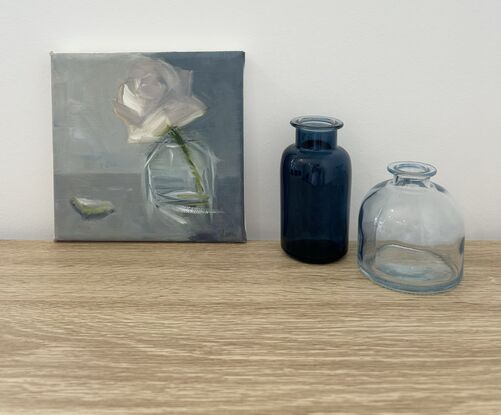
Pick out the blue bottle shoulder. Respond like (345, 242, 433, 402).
(281, 144, 351, 185)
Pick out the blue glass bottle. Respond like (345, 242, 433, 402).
(281, 116, 351, 263)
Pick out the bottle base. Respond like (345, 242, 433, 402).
(282, 239, 347, 264)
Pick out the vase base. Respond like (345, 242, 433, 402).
(358, 243, 462, 294)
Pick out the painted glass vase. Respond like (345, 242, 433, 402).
(145, 132, 216, 225)
(358, 161, 464, 294)
(281, 116, 351, 263)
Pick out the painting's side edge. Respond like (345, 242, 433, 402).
(239, 52, 247, 242)
(50, 52, 61, 241)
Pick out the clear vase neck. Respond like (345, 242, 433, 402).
(388, 161, 437, 186)
(291, 116, 343, 150)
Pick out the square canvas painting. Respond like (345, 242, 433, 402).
(51, 51, 245, 241)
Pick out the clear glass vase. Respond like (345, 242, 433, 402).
(145, 135, 216, 225)
(358, 161, 464, 294)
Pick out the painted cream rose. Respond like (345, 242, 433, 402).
(113, 57, 207, 143)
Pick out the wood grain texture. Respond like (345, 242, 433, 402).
(0, 241, 500, 415)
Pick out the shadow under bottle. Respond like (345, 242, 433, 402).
(281, 116, 351, 263)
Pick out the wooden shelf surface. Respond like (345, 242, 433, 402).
(0, 241, 500, 414)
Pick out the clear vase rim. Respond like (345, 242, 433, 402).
(387, 161, 437, 179)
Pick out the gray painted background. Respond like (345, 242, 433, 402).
(52, 52, 245, 241)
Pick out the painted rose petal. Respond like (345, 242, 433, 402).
(167, 96, 207, 128)
(113, 100, 143, 127)
(121, 83, 145, 115)
(127, 109, 172, 144)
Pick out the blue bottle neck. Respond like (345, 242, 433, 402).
(296, 129, 337, 150)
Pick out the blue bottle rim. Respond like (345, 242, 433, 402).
(290, 116, 344, 130)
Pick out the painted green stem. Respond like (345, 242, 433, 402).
(168, 128, 205, 194)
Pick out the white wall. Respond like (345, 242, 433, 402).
(0, 0, 500, 240)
